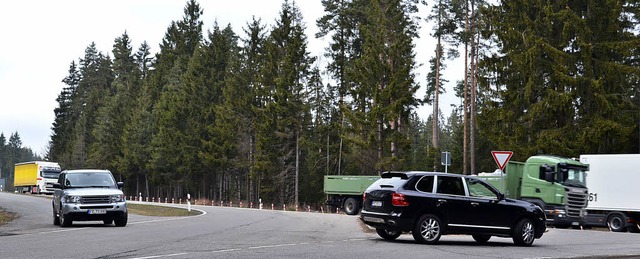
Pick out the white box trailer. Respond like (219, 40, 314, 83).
(580, 154, 640, 232)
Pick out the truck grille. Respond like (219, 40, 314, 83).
(565, 187, 588, 218)
(81, 196, 111, 204)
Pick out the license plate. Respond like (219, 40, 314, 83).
(363, 216, 385, 223)
(88, 209, 107, 215)
(371, 201, 382, 207)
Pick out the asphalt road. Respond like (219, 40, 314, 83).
(1, 192, 640, 259)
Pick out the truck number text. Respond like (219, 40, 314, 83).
(588, 193, 598, 202)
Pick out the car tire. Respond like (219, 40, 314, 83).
(52, 205, 60, 226)
(343, 198, 360, 215)
(376, 228, 402, 240)
(607, 213, 627, 232)
(412, 214, 442, 244)
(115, 213, 128, 227)
(512, 218, 535, 246)
(103, 219, 113, 225)
(60, 210, 72, 228)
(629, 224, 640, 233)
(472, 234, 491, 244)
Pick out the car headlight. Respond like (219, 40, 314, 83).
(64, 195, 81, 203)
(111, 194, 125, 203)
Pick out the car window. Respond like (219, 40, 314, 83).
(415, 175, 434, 193)
(466, 178, 498, 199)
(436, 176, 465, 196)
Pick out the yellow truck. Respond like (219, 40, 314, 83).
(14, 161, 61, 194)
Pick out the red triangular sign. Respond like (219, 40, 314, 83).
(491, 151, 513, 171)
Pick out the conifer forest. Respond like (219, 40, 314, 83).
(41, 0, 639, 208)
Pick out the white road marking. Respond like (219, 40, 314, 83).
(129, 252, 188, 259)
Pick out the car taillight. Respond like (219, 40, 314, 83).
(391, 192, 409, 206)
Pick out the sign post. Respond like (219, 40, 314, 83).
(491, 151, 513, 191)
(441, 151, 451, 173)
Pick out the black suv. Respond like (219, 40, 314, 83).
(360, 172, 546, 246)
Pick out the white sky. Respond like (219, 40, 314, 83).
(0, 0, 460, 155)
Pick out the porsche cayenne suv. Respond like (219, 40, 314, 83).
(360, 171, 546, 246)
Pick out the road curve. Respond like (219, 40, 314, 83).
(2, 192, 640, 259)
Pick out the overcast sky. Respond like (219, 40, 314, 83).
(0, 0, 459, 155)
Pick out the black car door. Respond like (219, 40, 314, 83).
(434, 175, 472, 228)
(465, 178, 514, 232)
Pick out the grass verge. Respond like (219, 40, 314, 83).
(0, 209, 17, 226)
(127, 203, 201, 217)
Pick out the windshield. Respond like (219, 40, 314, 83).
(42, 169, 61, 179)
(65, 172, 116, 188)
(560, 169, 587, 188)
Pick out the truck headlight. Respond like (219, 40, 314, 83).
(64, 195, 81, 203)
(111, 194, 125, 203)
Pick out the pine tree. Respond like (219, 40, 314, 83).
(148, 0, 204, 197)
(317, 0, 367, 175)
(256, 0, 315, 206)
(233, 17, 268, 204)
(68, 43, 114, 168)
(349, 0, 420, 171)
(479, 0, 640, 159)
(50, 61, 80, 166)
(89, 32, 142, 182)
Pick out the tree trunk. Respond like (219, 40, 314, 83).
(469, 0, 478, 175)
(463, 0, 470, 175)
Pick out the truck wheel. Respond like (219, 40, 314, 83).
(412, 214, 442, 244)
(376, 228, 401, 240)
(607, 213, 627, 232)
(512, 218, 535, 246)
(343, 198, 360, 215)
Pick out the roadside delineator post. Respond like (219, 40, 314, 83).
(139, 193, 142, 202)
(271, 203, 274, 210)
(187, 193, 191, 212)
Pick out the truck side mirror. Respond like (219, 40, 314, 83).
(117, 182, 124, 189)
(540, 164, 556, 183)
(544, 171, 555, 183)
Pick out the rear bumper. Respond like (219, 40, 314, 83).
(360, 210, 414, 231)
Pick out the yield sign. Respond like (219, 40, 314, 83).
(491, 151, 513, 171)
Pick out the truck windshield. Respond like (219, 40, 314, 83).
(560, 169, 587, 188)
(42, 169, 61, 179)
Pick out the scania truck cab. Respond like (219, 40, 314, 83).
(479, 155, 589, 227)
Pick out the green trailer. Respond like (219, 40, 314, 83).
(324, 175, 379, 215)
(478, 155, 589, 227)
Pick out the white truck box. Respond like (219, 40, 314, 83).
(580, 154, 640, 232)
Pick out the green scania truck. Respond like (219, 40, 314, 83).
(479, 155, 589, 227)
(323, 175, 379, 215)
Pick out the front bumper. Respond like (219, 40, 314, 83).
(61, 202, 127, 221)
(545, 207, 584, 226)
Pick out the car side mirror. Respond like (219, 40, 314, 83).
(497, 192, 505, 201)
(52, 183, 61, 189)
(117, 182, 124, 189)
